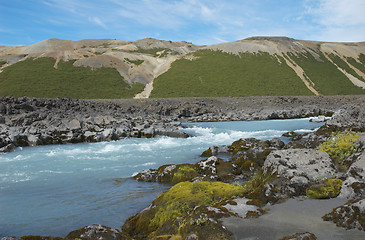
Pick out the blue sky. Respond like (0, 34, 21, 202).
(1, 0, 365, 46)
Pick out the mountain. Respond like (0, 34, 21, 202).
(1, 37, 365, 98)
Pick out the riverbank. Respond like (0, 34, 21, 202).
(1, 95, 365, 240)
(1, 95, 365, 153)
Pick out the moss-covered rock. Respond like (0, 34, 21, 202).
(323, 197, 365, 231)
(227, 138, 284, 179)
(278, 232, 317, 240)
(64, 224, 130, 240)
(242, 171, 282, 207)
(317, 131, 361, 167)
(152, 205, 234, 240)
(134, 164, 200, 184)
(200, 148, 213, 157)
(306, 178, 343, 199)
(122, 181, 245, 239)
(171, 165, 199, 184)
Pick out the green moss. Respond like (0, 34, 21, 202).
(318, 131, 361, 161)
(0, 57, 145, 99)
(150, 50, 314, 98)
(150, 181, 245, 230)
(200, 148, 213, 157)
(288, 51, 365, 95)
(172, 165, 199, 184)
(306, 178, 343, 199)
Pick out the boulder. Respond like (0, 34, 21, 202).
(264, 149, 336, 182)
(263, 149, 337, 196)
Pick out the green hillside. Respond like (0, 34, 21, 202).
(150, 50, 314, 98)
(150, 50, 365, 98)
(0, 58, 144, 99)
(287, 52, 365, 95)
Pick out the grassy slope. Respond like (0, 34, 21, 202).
(151, 50, 314, 98)
(328, 53, 365, 82)
(288, 52, 365, 95)
(0, 58, 144, 99)
(346, 53, 365, 77)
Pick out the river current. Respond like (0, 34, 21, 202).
(0, 118, 324, 237)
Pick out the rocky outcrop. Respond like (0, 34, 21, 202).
(323, 198, 365, 231)
(326, 105, 365, 131)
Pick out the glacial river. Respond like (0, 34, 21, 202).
(0, 118, 325, 237)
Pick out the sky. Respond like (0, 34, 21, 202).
(1, 0, 365, 46)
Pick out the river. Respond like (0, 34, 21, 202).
(0, 118, 325, 237)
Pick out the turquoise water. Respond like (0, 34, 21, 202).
(0, 118, 324, 237)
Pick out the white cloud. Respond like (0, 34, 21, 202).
(305, 0, 365, 41)
(89, 17, 107, 29)
(314, 0, 365, 26)
(36, 0, 364, 44)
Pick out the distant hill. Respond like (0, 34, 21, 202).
(1, 37, 365, 99)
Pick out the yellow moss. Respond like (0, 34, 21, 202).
(318, 131, 360, 160)
(306, 178, 343, 199)
(152, 234, 183, 240)
(172, 165, 198, 184)
(150, 181, 245, 230)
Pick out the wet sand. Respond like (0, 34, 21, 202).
(223, 197, 365, 240)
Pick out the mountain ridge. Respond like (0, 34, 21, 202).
(1, 37, 365, 98)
